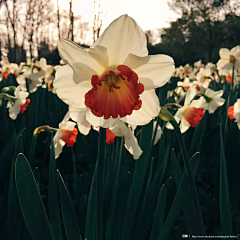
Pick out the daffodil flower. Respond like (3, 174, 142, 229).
(53, 112, 78, 159)
(54, 15, 174, 129)
(217, 45, 240, 73)
(17, 58, 51, 93)
(192, 88, 225, 114)
(6, 86, 30, 120)
(228, 99, 240, 129)
(196, 67, 213, 88)
(166, 86, 204, 133)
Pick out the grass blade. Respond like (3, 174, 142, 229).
(49, 133, 63, 240)
(219, 125, 233, 234)
(150, 184, 166, 240)
(57, 170, 82, 240)
(158, 151, 201, 240)
(15, 153, 54, 240)
(121, 121, 153, 240)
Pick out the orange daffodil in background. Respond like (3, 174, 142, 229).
(228, 99, 240, 129)
(54, 15, 175, 159)
(166, 86, 204, 133)
(53, 112, 78, 159)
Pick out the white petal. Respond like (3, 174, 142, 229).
(217, 59, 228, 70)
(184, 86, 198, 106)
(77, 121, 91, 135)
(153, 122, 162, 145)
(234, 100, 240, 121)
(54, 140, 65, 159)
(235, 60, 240, 71)
(93, 15, 148, 66)
(58, 39, 106, 83)
(54, 65, 92, 108)
(8, 102, 20, 120)
(230, 45, 240, 58)
(123, 54, 175, 90)
(219, 48, 230, 59)
(121, 90, 160, 126)
(180, 118, 190, 133)
(208, 101, 218, 114)
(212, 90, 224, 98)
(86, 109, 120, 128)
(18, 91, 29, 100)
(69, 108, 91, 135)
(110, 121, 142, 159)
(191, 98, 206, 109)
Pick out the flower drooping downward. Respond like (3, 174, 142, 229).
(59, 127, 78, 147)
(53, 112, 78, 158)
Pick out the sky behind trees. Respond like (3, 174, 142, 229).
(55, 0, 180, 34)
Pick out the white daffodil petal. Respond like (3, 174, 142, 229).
(110, 121, 143, 160)
(234, 99, 240, 122)
(93, 15, 148, 66)
(88, 45, 109, 69)
(86, 110, 120, 128)
(8, 103, 20, 120)
(121, 90, 160, 126)
(219, 48, 230, 59)
(184, 86, 198, 106)
(123, 54, 174, 90)
(69, 108, 91, 135)
(58, 39, 106, 83)
(54, 65, 92, 108)
(230, 46, 240, 58)
(54, 140, 65, 159)
(123, 54, 175, 90)
(180, 118, 190, 133)
(77, 121, 91, 135)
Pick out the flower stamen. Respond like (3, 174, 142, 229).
(85, 65, 144, 119)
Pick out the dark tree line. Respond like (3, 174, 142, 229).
(147, 0, 240, 66)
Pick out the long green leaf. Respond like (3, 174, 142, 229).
(121, 121, 153, 240)
(72, 148, 86, 238)
(85, 164, 98, 240)
(136, 136, 171, 239)
(49, 133, 63, 240)
(15, 153, 54, 240)
(0, 128, 25, 172)
(8, 159, 25, 240)
(189, 112, 207, 156)
(219, 125, 233, 234)
(171, 150, 200, 234)
(150, 184, 166, 240)
(158, 152, 201, 240)
(96, 127, 106, 240)
(105, 137, 125, 240)
(57, 170, 82, 240)
(33, 167, 40, 187)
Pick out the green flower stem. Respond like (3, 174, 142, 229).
(29, 126, 52, 168)
(1, 86, 16, 93)
(97, 127, 106, 240)
(159, 108, 205, 234)
(0, 93, 17, 102)
(224, 64, 235, 139)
